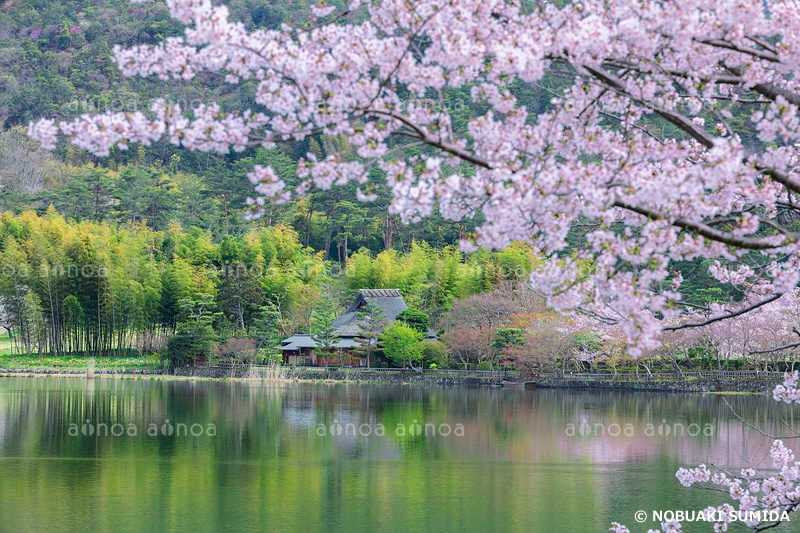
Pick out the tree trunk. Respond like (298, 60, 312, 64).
(384, 213, 393, 250)
(305, 198, 314, 246)
(222, 196, 230, 235)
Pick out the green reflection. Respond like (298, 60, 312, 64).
(0, 378, 792, 532)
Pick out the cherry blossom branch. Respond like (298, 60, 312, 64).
(613, 200, 793, 250)
(664, 294, 783, 332)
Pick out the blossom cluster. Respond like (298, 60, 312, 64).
(774, 371, 800, 404)
(654, 291, 800, 362)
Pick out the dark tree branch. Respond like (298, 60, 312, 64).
(614, 200, 792, 250)
(664, 293, 783, 332)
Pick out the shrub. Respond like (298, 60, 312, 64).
(572, 331, 601, 352)
(214, 337, 257, 363)
(493, 328, 525, 348)
(166, 322, 216, 366)
(381, 322, 425, 368)
(256, 348, 283, 365)
(421, 340, 449, 367)
(396, 309, 430, 333)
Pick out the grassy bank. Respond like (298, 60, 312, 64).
(0, 352, 162, 371)
(0, 331, 161, 370)
(0, 333, 12, 356)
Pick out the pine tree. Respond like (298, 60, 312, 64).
(311, 296, 339, 367)
(356, 302, 387, 369)
(252, 302, 283, 350)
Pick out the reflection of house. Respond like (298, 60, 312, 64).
(280, 289, 435, 366)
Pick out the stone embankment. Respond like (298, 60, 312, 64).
(0, 366, 786, 393)
(533, 371, 784, 393)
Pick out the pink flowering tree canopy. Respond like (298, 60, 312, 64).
(26, 0, 800, 354)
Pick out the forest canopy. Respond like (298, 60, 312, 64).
(0, 208, 535, 360)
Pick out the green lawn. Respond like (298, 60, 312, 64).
(0, 352, 162, 370)
(0, 333, 12, 356)
(0, 330, 161, 370)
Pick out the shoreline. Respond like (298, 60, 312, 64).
(0, 367, 783, 393)
(533, 377, 778, 394)
(0, 367, 507, 387)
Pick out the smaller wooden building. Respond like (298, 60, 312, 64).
(279, 289, 434, 366)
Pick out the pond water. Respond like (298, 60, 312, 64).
(0, 377, 795, 532)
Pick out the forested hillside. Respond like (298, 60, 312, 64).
(0, 0, 492, 253)
(0, 0, 306, 127)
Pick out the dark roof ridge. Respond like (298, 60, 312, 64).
(359, 288, 402, 298)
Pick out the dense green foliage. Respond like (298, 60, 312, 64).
(0, 0, 314, 128)
(395, 309, 430, 333)
(381, 322, 424, 369)
(0, 210, 536, 360)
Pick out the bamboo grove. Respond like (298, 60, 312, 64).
(0, 208, 536, 357)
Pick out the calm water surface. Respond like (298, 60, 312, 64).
(0, 377, 795, 532)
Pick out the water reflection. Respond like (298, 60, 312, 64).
(0, 377, 796, 532)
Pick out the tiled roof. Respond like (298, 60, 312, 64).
(359, 289, 402, 298)
(334, 338, 362, 348)
(331, 288, 408, 337)
(282, 289, 415, 348)
(279, 333, 365, 351)
(280, 334, 318, 350)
